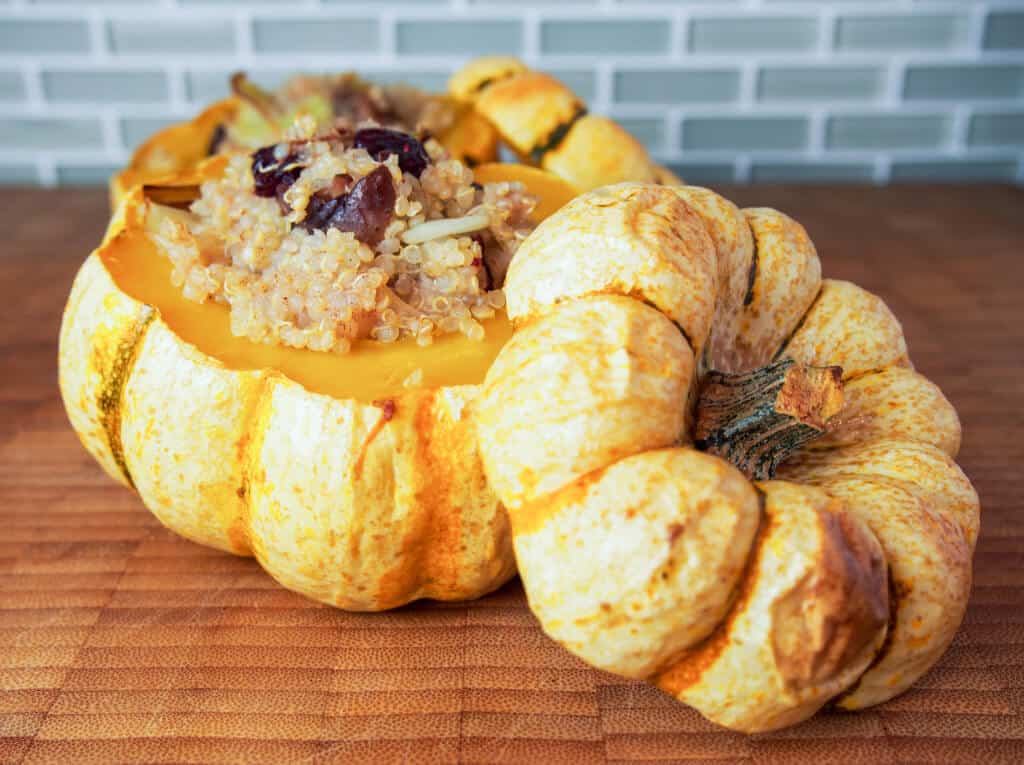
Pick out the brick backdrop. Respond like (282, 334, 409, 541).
(0, 0, 1022, 187)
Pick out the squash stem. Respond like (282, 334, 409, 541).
(694, 358, 843, 480)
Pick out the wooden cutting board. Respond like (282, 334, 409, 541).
(1, 185, 1022, 764)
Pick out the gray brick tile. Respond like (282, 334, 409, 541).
(0, 164, 39, 186)
(541, 20, 669, 55)
(253, 18, 378, 54)
(121, 116, 178, 150)
(890, 159, 1019, 182)
(758, 67, 883, 102)
(397, 20, 521, 55)
(690, 17, 817, 53)
(614, 69, 740, 104)
(750, 161, 875, 183)
(0, 19, 90, 53)
(614, 118, 664, 150)
(835, 14, 968, 51)
(42, 70, 169, 104)
(984, 11, 1024, 50)
(0, 71, 25, 102)
(56, 163, 120, 186)
(108, 19, 235, 54)
(665, 163, 736, 185)
(904, 65, 1024, 100)
(827, 114, 950, 149)
(968, 113, 1024, 148)
(0, 118, 104, 149)
(683, 117, 809, 151)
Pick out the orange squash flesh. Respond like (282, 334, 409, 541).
(102, 162, 575, 403)
(472, 162, 580, 219)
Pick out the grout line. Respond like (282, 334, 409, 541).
(817, 7, 836, 58)
(100, 107, 119, 155)
(37, 155, 56, 187)
(967, 2, 989, 61)
(523, 9, 540, 65)
(671, 7, 687, 61)
(666, 106, 683, 163)
(380, 8, 398, 64)
(166, 64, 187, 117)
(807, 108, 826, 158)
(873, 154, 890, 186)
(235, 12, 253, 61)
(735, 155, 752, 184)
(87, 6, 108, 63)
(21, 60, 44, 115)
(882, 55, 905, 109)
(3, 51, 1024, 69)
(950, 104, 971, 156)
(739, 61, 758, 112)
(594, 60, 613, 116)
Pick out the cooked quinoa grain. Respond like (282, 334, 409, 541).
(153, 120, 535, 354)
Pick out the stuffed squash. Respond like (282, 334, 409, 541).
(476, 183, 979, 732)
(60, 123, 576, 611)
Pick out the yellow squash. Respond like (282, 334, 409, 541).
(449, 57, 682, 191)
(477, 183, 979, 732)
(60, 160, 576, 611)
(111, 100, 238, 209)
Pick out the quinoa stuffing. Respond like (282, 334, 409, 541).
(151, 117, 536, 354)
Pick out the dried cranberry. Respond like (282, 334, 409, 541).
(298, 165, 395, 247)
(251, 145, 304, 202)
(353, 128, 430, 178)
(251, 145, 306, 213)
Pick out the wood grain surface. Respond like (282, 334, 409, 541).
(1, 185, 1022, 764)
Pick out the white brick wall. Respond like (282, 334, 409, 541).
(0, 0, 1022, 186)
